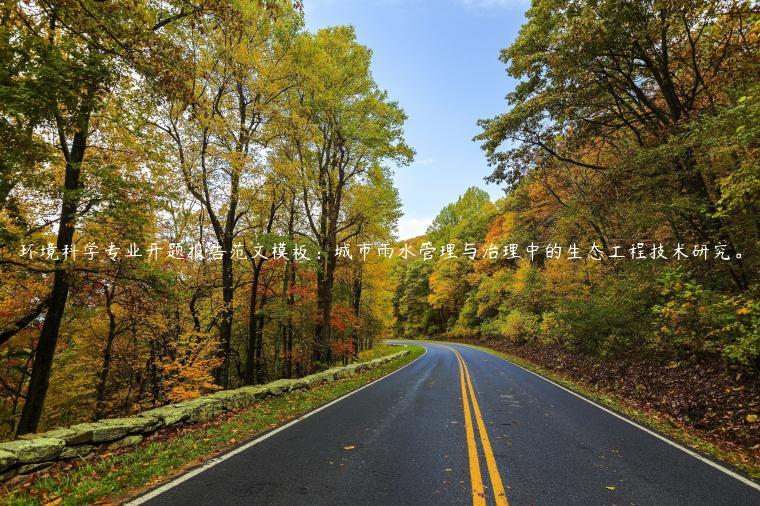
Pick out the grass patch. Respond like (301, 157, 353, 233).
(1, 345, 424, 506)
(357, 343, 398, 361)
(447, 340, 760, 481)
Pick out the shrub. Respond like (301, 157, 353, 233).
(554, 292, 648, 357)
(539, 311, 572, 347)
(482, 309, 540, 344)
(651, 270, 760, 367)
(722, 298, 760, 369)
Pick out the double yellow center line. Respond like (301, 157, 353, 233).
(445, 346, 508, 506)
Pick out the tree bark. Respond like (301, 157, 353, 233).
(245, 259, 264, 384)
(17, 97, 93, 435)
(351, 262, 363, 356)
(94, 283, 118, 420)
(0, 298, 49, 348)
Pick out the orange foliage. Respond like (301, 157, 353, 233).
(157, 333, 223, 402)
(484, 212, 516, 244)
(329, 306, 359, 333)
(330, 339, 356, 362)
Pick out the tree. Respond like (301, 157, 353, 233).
(476, 0, 758, 288)
(153, 0, 303, 386)
(289, 27, 412, 363)
(0, 0, 409, 437)
(7, 0, 201, 435)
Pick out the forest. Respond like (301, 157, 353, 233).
(0, 0, 411, 438)
(392, 0, 760, 454)
(1, 0, 759, 468)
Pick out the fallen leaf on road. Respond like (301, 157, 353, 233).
(606, 486, 616, 491)
(343, 445, 355, 450)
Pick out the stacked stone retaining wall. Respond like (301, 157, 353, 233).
(0, 350, 410, 482)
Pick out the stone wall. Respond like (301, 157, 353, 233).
(0, 350, 410, 483)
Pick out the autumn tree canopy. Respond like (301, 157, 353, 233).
(0, 0, 409, 437)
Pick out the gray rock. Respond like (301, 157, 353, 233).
(20, 427, 92, 446)
(311, 372, 329, 384)
(17, 461, 53, 474)
(67, 422, 128, 444)
(0, 438, 64, 464)
(266, 379, 296, 396)
(326, 367, 347, 379)
(138, 416, 162, 433)
(57, 425, 95, 445)
(0, 449, 16, 472)
(0, 467, 16, 482)
(106, 434, 143, 451)
(335, 367, 355, 379)
(59, 444, 95, 459)
(101, 417, 155, 434)
(301, 374, 322, 387)
(175, 398, 225, 423)
(139, 406, 189, 427)
(289, 378, 308, 390)
(209, 389, 257, 410)
(236, 385, 270, 400)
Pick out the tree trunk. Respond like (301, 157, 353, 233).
(313, 216, 338, 365)
(244, 260, 263, 385)
(216, 248, 234, 387)
(678, 148, 748, 289)
(320, 250, 337, 363)
(94, 286, 118, 420)
(351, 262, 363, 356)
(16, 102, 92, 435)
(277, 262, 289, 379)
(255, 314, 266, 383)
(285, 263, 295, 378)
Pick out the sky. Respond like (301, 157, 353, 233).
(304, 0, 528, 239)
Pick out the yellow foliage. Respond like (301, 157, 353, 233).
(157, 333, 223, 403)
(508, 259, 533, 294)
(485, 212, 516, 243)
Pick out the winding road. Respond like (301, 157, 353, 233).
(131, 342, 760, 505)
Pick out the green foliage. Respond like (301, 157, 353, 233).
(653, 269, 760, 366)
(426, 187, 493, 244)
(555, 292, 645, 357)
(722, 299, 760, 367)
(481, 309, 540, 345)
(690, 82, 760, 219)
(0, 1, 409, 435)
(393, 261, 439, 338)
(389, 0, 756, 371)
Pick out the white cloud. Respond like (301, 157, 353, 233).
(396, 217, 431, 240)
(416, 157, 436, 166)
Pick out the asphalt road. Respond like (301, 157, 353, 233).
(134, 342, 760, 505)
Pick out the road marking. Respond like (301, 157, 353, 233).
(126, 348, 427, 505)
(448, 341, 760, 493)
(442, 345, 509, 506)
(457, 349, 509, 506)
(454, 346, 486, 506)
